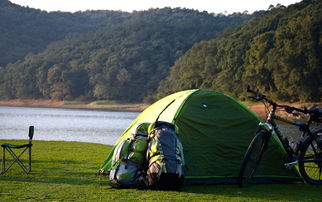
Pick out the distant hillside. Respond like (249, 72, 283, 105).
(0, 0, 128, 66)
(0, 5, 249, 101)
(158, 0, 322, 102)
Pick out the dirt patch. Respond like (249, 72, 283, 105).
(247, 104, 267, 119)
(0, 99, 65, 108)
(0, 99, 148, 112)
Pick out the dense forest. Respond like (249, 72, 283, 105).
(0, 0, 321, 103)
(158, 0, 322, 102)
(0, 0, 129, 67)
(0, 0, 249, 102)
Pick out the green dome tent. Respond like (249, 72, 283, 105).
(100, 89, 300, 184)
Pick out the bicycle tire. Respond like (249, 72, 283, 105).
(298, 129, 322, 185)
(238, 130, 270, 187)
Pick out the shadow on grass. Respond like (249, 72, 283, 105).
(0, 171, 110, 185)
(0, 177, 98, 185)
(39, 160, 82, 164)
(3, 159, 83, 164)
(0, 160, 104, 186)
(181, 183, 322, 201)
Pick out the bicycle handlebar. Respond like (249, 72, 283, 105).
(247, 85, 275, 105)
(246, 86, 321, 117)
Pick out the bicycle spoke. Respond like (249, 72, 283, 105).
(303, 165, 319, 168)
(303, 155, 315, 160)
(298, 132, 322, 184)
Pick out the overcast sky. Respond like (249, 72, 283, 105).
(10, 0, 302, 14)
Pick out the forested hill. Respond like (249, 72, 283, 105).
(0, 2, 250, 102)
(0, 0, 129, 66)
(2, 1, 320, 103)
(158, 0, 322, 102)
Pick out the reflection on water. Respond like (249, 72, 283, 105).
(0, 106, 139, 145)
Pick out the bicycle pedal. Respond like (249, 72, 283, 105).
(284, 160, 298, 168)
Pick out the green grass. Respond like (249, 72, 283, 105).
(0, 140, 321, 201)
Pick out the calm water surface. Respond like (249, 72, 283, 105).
(0, 106, 139, 145)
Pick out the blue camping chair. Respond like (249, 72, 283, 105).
(1, 126, 34, 174)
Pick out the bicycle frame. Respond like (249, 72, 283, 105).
(259, 103, 313, 164)
(269, 114, 302, 158)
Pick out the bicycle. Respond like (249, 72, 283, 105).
(238, 86, 322, 187)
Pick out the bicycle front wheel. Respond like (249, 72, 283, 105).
(299, 129, 322, 185)
(238, 130, 270, 187)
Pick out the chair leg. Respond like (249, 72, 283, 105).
(28, 146, 31, 173)
(4, 147, 30, 174)
(1, 147, 5, 174)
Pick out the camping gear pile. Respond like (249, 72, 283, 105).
(100, 89, 301, 189)
(108, 121, 185, 190)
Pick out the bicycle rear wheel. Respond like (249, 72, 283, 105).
(298, 129, 322, 185)
(238, 130, 270, 187)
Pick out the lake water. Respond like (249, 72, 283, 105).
(0, 106, 139, 145)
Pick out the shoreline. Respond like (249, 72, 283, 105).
(0, 99, 319, 118)
(0, 99, 268, 118)
(0, 99, 148, 112)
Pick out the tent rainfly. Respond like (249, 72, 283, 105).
(100, 89, 300, 184)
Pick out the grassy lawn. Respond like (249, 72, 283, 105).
(0, 140, 321, 201)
